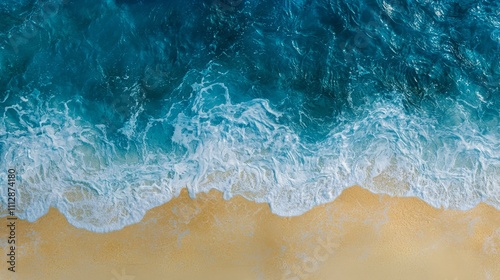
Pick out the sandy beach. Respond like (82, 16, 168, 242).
(1, 185, 500, 280)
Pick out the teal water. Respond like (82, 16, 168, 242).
(0, 0, 499, 232)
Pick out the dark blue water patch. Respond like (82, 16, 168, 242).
(1, 0, 498, 136)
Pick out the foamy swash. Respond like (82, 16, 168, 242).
(0, 0, 499, 232)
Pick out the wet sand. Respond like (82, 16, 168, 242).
(1, 186, 500, 280)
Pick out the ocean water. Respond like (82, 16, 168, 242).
(0, 0, 499, 232)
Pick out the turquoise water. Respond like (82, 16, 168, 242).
(0, 0, 499, 232)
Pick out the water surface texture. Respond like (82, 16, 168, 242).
(1, 0, 499, 232)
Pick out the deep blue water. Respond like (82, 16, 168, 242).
(0, 0, 499, 232)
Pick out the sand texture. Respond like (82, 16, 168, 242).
(1, 186, 500, 280)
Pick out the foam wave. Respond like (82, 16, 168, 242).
(1, 70, 499, 232)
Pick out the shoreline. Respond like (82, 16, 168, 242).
(1, 185, 500, 279)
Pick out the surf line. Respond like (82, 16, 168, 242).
(6, 168, 17, 273)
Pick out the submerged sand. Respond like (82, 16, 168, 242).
(1, 186, 500, 280)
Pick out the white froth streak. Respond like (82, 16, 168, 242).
(1, 86, 499, 232)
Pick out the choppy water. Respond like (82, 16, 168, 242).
(0, 0, 499, 232)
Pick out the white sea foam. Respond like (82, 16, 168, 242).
(1, 79, 499, 232)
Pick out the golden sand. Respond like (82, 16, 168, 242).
(1, 186, 500, 280)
